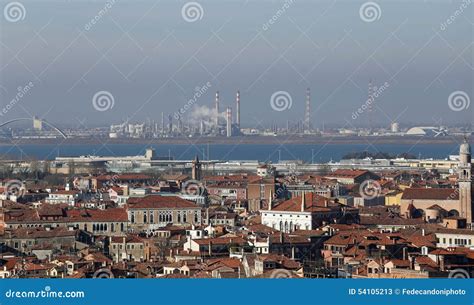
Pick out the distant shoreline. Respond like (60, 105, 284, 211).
(0, 135, 470, 146)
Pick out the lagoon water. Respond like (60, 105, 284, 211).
(0, 143, 460, 162)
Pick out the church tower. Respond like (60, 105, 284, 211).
(458, 138, 472, 224)
(191, 155, 202, 181)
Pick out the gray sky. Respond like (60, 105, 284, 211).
(0, 0, 473, 128)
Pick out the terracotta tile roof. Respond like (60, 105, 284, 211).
(8, 227, 77, 239)
(270, 193, 333, 212)
(386, 259, 411, 267)
(429, 247, 474, 256)
(269, 233, 311, 244)
(434, 228, 474, 236)
(326, 169, 370, 178)
(206, 258, 241, 270)
(127, 195, 199, 209)
(416, 256, 438, 268)
(66, 208, 128, 222)
(257, 254, 301, 269)
(193, 237, 247, 246)
(110, 235, 144, 243)
(401, 188, 459, 200)
(360, 215, 425, 226)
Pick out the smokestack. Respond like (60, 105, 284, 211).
(215, 91, 220, 127)
(268, 189, 273, 210)
(161, 112, 165, 133)
(236, 90, 240, 128)
(301, 193, 306, 212)
(368, 80, 373, 130)
(168, 114, 173, 133)
(200, 120, 205, 135)
(226, 107, 232, 137)
(304, 88, 311, 133)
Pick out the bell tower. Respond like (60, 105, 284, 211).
(191, 155, 202, 181)
(458, 138, 472, 224)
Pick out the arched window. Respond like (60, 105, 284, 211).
(92, 224, 96, 231)
(183, 213, 187, 223)
(131, 212, 135, 223)
(143, 211, 147, 223)
(279, 221, 283, 231)
(289, 221, 293, 232)
(120, 223, 124, 232)
(100, 224, 104, 231)
(150, 211, 154, 223)
(111, 223, 115, 232)
(284, 221, 288, 233)
(177, 213, 181, 223)
(104, 223, 107, 231)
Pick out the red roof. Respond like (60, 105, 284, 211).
(66, 208, 128, 222)
(270, 193, 332, 212)
(127, 195, 199, 209)
(326, 169, 369, 178)
(401, 188, 459, 200)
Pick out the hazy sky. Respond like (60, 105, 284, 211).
(0, 0, 473, 129)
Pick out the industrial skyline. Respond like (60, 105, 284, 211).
(0, 0, 472, 127)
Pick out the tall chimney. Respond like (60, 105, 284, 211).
(236, 90, 240, 128)
(168, 114, 173, 133)
(301, 194, 306, 212)
(161, 112, 165, 133)
(304, 88, 311, 133)
(268, 189, 273, 210)
(226, 107, 232, 137)
(214, 91, 220, 127)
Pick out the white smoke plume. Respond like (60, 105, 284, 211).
(188, 105, 225, 125)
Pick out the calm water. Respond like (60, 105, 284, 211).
(0, 143, 460, 162)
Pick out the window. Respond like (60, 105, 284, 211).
(143, 211, 147, 223)
(149, 211, 154, 223)
(131, 212, 135, 223)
